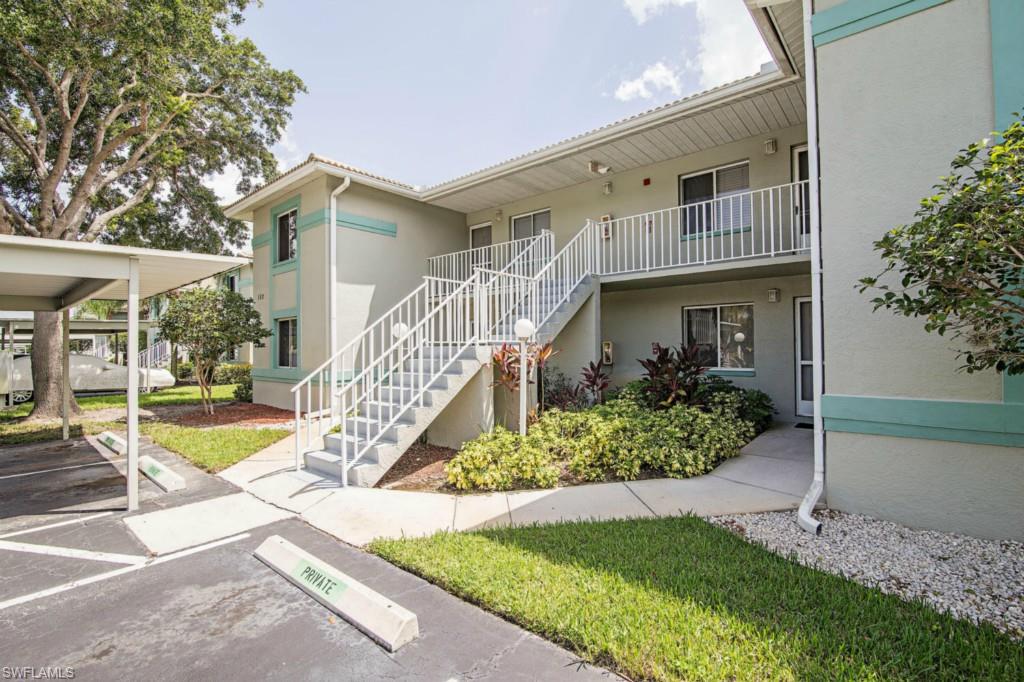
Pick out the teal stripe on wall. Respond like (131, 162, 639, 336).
(812, 0, 949, 46)
(336, 210, 397, 238)
(252, 231, 271, 248)
(991, 0, 1024, 404)
(822, 394, 1024, 448)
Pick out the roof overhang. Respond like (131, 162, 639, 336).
(224, 158, 423, 222)
(0, 234, 248, 312)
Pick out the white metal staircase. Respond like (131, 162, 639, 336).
(291, 180, 810, 487)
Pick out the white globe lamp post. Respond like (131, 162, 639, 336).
(514, 318, 536, 435)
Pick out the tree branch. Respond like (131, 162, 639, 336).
(0, 196, 39, 237)
(80, 176, 157, 241)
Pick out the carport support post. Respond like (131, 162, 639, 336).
(126, 257, 140, 512)
(62, 308, 70, 440)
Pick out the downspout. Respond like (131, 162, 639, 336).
(798, 0, 825, 535)
(328, 176, 351, 411)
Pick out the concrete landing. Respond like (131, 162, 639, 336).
(221, 423, 813, 546)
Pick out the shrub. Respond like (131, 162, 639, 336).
(445, 426, 560, 491)
(446, 393, 755, 491)
(541, 368, 589, 412)
(176, 360, 194, 382)
(636, 343, 707, 407)
(233, 374, 253, 402)
(696, 376, 775, 434)
(214, 362, 251, 386)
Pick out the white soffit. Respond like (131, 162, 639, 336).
(0, 234, 247, 311)
(423, 76, 806, 214)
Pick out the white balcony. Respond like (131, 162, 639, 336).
(427, 180, 811, 285)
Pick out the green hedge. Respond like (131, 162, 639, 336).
(446, 392, 754, 492)
(213, 362, 250, 386)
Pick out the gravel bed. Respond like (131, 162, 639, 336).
(710, 509, 1024, 640)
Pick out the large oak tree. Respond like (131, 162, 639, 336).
(0, 0, 304, 417)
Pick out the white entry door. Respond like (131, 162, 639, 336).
(795, 296, 814, 417)
(793, 144, 810, 250)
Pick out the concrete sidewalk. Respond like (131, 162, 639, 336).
(221, 424, 813, 546)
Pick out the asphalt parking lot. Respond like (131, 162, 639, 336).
(0, 437, 616, 681)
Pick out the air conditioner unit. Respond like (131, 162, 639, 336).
(600, 215, 613, 240)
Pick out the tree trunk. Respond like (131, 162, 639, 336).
(29, 310, 80, 418)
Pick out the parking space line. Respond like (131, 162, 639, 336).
(0, 512, 115, 540)
(0, 533, 251, 612)
(0, 540, 146, 565)
(0, 459, 125, 481)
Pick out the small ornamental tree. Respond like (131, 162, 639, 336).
(158, 288, 271, 414)
(859, 117, 1024, 375)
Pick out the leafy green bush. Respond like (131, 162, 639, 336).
(214, 362, 251, 386)
(445, 426, 560, 491)
(446, 393, 755, 491)
(696, 376, 775, 434)
(233, 374, 253, 402)
(176, 360, 194, 382)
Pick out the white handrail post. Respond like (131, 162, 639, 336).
(293, 392, 301, 472)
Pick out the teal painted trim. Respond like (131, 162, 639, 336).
(252, 231, 271, 249)
(812, 0, 949, 46)
(270, 259, 297, 275)
(252, 368, 303, 383)
(822, 394, 1024, 448)
(991, 0, 1024, 403)
(270, 306, 298, 319)
(707, 368, 756, 378)
(681, 225, 751, 242)
(297, 208, 328, 232)
(268, 196, 301, 376)
(238, 278, 253, 288)
(336, 210, 397, 238)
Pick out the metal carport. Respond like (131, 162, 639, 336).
(0, 234, 247, 510)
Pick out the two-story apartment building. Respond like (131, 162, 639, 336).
(224, 0, 1023, 541)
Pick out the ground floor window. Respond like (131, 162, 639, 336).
(276, 317, 298, 368)
(683, 303, 754, 369)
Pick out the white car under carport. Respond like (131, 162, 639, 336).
(7, 353, 175, 403)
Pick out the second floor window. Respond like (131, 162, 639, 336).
(511, 209, 550, 241)
(276, 209, 297, 263)
(680, 162, 751, 235)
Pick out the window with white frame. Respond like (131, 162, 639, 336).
(276, 209, 297, 263)
(682, 303, 754, 369)
(679, 162, 751, 235)
(510, 209, 550, 241)
(276, 317, 298, 368)
(224, 274, 237, 292)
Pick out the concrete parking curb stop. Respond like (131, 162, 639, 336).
(254, 534, 419, 652)
(138, 455, 186, 492)
(96, 431, 127, 455)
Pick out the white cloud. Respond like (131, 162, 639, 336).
(614, 62, 683, 102)
(208, 164, 242, 205)
(274, 124, 303, 172)
(623, 0, 688, 25)
(620, 0, 770, 90)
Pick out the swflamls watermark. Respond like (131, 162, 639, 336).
(2, 668, 75, 680)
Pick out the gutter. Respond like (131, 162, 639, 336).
(328, 175, 351, 405)
(797, 0, 825, 535)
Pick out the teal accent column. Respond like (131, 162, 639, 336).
(990, 0, 1024, 403)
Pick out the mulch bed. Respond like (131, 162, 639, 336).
(173, 402, 295, 428)
(376, 441, 457, 492)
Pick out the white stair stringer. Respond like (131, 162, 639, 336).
(303, 347, 486, 487)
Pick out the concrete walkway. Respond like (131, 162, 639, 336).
(220, 424, 813, 546)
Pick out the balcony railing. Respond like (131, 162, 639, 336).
(426, 231, 553, 283)
(596, 180, 810, 277)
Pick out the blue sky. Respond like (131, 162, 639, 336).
(215, 0, 769, 201)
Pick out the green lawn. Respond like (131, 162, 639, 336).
(370, 517, 1024, 681)
(1, 384, 287, 469)
(142, 422, 289, 472)
(0, 385, 237, 421)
